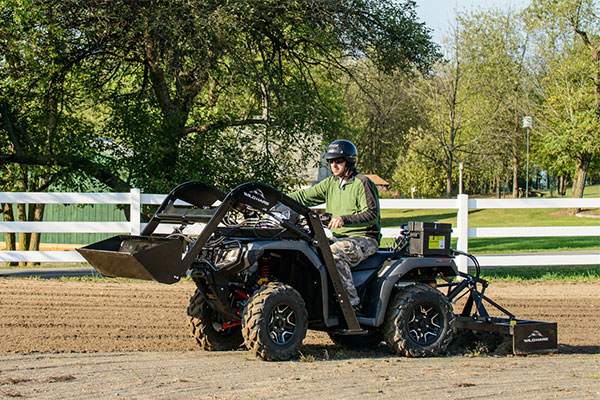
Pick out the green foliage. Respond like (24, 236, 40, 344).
(0, 0, 439, 194)
(342, 62, 426, 182)
(381, 205, 600, 228)
(392, 128, 446, 198)
(2, 0, 598, 200)
(394, 7, 532, 199)
(527, 0, 600, 197)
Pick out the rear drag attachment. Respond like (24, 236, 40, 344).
(442, 250, 558, 355)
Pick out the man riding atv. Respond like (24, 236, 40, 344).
(78, 142, 558, 360)
(289, 139, 380, 313)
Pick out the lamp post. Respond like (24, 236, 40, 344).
(522, 116, 533, 198)
(459, 162, 464, 195)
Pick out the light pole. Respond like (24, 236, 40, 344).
(522, 116, 533, 198)
(459, 162, 463, 195)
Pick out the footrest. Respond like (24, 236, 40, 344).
(330, 328, 370, 336)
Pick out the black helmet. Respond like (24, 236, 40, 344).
(324, 139, 358, 164)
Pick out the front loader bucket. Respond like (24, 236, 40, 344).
(77, 235, 184, 284)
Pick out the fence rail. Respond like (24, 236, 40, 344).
(1, 191, 598, 272)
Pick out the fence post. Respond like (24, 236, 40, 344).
(130, 188, 141, 236)
(456, 194, 469, 274)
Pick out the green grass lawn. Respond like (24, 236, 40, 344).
(460, 236, 599, 253)
(474, 265, 600, 282)
(381, 207, 600, 229)
(380, 236, 600, 254)
(381, 183, 599, 254)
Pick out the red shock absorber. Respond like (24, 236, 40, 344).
(261, 264, 270, 278)
(258, 262, 271, 285)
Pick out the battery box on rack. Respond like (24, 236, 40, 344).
(408, 221, 452, 256)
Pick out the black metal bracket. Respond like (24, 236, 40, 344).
(307, 212, 362, 332)
(445, 271, 515, 321)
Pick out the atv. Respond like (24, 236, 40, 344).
(79, 181, 557, 360)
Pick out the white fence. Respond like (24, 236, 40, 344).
(0, 191, 598, 272)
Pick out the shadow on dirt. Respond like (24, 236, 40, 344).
(298, 330, 515, 361)
(446, 330, 513, 356)
(299, 343, 392, 361)
(558, 344, 600, 355)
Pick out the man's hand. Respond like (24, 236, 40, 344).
(328, 216, 344, 229)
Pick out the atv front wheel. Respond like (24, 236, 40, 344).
(383, 283, 454, 357)
(242, 282, 308, 361)
(187, 289, 244, 351)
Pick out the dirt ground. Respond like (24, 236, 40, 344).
(1, 278, 599, 399)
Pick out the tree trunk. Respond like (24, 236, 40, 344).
(27, 203, 45, 266)
(496, 176, 501, 198)
(572, 157, 590, 199)
(446, 168, 453, 198)
(2, 203, 17, 267)
(17, 203, 30, 267)
(512, 156, 518, 198)
(558, 175, 565, 196)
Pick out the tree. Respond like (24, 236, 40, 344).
(0, 1, 129, 191)
(342, 62, 426, 182)
(392, 20, 486, 199)
(527, 0, 600, 198)
(0, 1, 107, 263)
(1, 0, 439, 194)
(455, 7, 532, 198)
(391, 6, 533, 199)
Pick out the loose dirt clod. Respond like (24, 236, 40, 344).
(0, 378, 31, 386)
(45, 375, 76, 383)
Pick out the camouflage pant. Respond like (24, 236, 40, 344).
(330, 236, 379, 307)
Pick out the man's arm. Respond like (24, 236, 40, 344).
(288, 178, 329, 207)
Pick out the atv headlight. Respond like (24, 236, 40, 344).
(215, 241, 243, 269)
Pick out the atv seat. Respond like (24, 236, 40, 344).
(352, 251, 394, 308)
(353, 251, 393, 271)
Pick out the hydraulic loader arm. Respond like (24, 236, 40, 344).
(141, 181, 362, 331)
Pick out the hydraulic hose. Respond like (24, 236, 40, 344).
(450, 248, 481, 278)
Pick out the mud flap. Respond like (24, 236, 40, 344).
(455, 316, 558, 355)
(77, 235, 184, 284)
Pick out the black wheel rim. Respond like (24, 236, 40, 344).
(407, 303, 442, 345)
(268, 304, 297, 345)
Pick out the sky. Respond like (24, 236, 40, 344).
(415, 0, 531, 45)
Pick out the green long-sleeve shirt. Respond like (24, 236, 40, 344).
(289, 172, 381, 241)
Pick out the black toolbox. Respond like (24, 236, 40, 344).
(408, 221, 452, 256)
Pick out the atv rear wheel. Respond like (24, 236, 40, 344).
(242, 282, 308, 361)
(187, 289, 244, 351)
(328, 329, 383, 348)
(383, 283, 454, 357)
